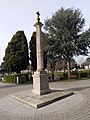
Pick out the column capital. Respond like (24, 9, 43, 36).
(34, 22, 43, 27)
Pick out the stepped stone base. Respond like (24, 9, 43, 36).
(11, 90, 73, 109)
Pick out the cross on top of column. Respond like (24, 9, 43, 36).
(36, 11, 40, 22)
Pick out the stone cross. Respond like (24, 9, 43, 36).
(36, 11, 40, 22)
(32, 12, 50, 95)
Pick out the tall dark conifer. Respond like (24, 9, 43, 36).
(4, 31, 29, 74)
(29, 32, 37, 71)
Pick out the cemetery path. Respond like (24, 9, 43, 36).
(0, 80, 90, 120)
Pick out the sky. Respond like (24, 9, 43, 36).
(0, 0, 90, 64)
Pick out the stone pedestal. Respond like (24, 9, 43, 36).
(32, 70, 51, 95)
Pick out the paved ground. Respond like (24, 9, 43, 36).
(0, 80, 90, 120)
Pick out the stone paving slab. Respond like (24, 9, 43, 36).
(11, 90, 73, 108)
(0, 80, 90, 120)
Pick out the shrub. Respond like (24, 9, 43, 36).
(79, 70, 88, 77)
(4, 73, 30, 83)
(55, 72, 68, 80)
(4, 75, 17, 83)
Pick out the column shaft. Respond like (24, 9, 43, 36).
(36, 24, 44, 71)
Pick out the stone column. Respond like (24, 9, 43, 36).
(34, 12, 44, 71)
(32, 11, 51, 95)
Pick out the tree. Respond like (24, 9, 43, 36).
(29, 32, 37, 71)
(76, 28, 90, 56)
(81, 57, 90, 69)
(44, 7, 90, 78)
(0, 61, 5, 74)
(81, 57, 90, 77)
(4, 31, 29, 74)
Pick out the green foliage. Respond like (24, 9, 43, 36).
(79, 70, 89, 77)
(50, 72, 68, 80)
(0, 61, 5, 74)
(44, 8, 86, 61)
(4, 73, 29, 83)
(4, 75, 16, 83)
(52, 70, 90, 81)
(44, 7, 90, 78)
(55, 72, 68, 80)
(4, 31, 29, 74)
(81, 57, 90, 68)
(29, 32, 37, 71)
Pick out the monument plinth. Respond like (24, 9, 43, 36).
(32, 11, 51, 95)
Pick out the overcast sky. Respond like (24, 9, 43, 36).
(0, 0, 90, 64)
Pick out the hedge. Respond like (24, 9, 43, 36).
(53, 70, 90, 80)
(4, 73, 30, 83)
(4, 75, 17, 83)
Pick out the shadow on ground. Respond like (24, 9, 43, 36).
(66, 86, 90, 91)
